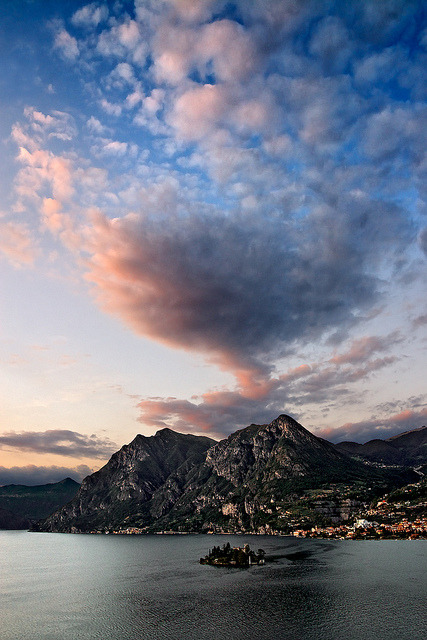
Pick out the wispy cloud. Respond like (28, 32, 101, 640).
(137, 332, 403, 438)
(0, 220, 38, 267)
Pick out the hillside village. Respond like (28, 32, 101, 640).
(80, 477, 427, 540)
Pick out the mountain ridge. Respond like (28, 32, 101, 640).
(335, 425, 427, 466)
(35, 415, 419, 534)
(0, 477, 80, 528)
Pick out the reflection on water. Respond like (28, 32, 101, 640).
(0, 532, 426, 640)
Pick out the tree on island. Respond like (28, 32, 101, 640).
(200, 543, 266, 567)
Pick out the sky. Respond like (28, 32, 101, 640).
(0, 0, 426, 485)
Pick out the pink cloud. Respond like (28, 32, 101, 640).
(15, 147, 74, 207)
(170, 83, 277, 141)
(170, 83, 228, 139)
(153, 23, 196, 84)
(134, 330, 405, 438)
(42, 198, 63, 233)
(198, 19, 259, 82)
(153, 15, 258, 85)
(329, 333, 400, 365)
(163, 0, 217, 23)
(0, 220, 38, 267)
(96, 17, 147, 66)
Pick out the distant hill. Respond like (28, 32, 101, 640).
(36, 416, 415, 534)
(335, 426, 427, 466)
(0, 507, 30, 530)
(0, 477, 80, 528)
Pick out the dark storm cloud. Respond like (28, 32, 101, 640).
(85, 193, 410, 378)
(0, 429, 117, 458)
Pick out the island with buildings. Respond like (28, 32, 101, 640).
(200, 542, 266, 567)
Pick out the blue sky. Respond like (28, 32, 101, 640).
(0, 0, 426, 484)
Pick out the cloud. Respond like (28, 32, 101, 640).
(14, 145, 74, 207)
(0, 221, 38, 267)
(16, 108, 76, 145)
(98, 140, 128, 156)
(96, 17, 147, 66)
(170, 83, 228, 139)
(363, 105, 427, 163)
(309, 15, 352, 74)
(99, 99, 123, 116)
(81, 199, 394, 379)
(329, 334, 401, 366)
(419, 227, 427, 257)
(11, 109, 77, 213)
(136, 332, 402, 438)
(0, 430, 117, 459)
(6, 1, 427, 443)
(86, 116, 111, 135)
(153, 18, 259, 85)
(71, 2, 109, 28)
(53, 28, 79, 61)
(0, 464, 94, 486)
(162, 0, 218, 23)
(412, 313, 427, 329)
(318, 407, 427, 444)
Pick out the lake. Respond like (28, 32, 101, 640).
(0, 531, 426, 640)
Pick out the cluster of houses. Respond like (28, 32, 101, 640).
(292, 516, 427, 539)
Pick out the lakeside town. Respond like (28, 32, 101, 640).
(90, 477, 427, 540)
(88, 516, 427, 539)
(291, 479, 427, 539)
(292, 517, 427, 539)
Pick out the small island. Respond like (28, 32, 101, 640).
(200, 542, 266, 567)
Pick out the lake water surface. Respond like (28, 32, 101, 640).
(0, 531, 426, 640)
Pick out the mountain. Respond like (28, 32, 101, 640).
(335, 426, 427, 466)
(36, 415, 414, 534)
(0, 477, 80, 528)
(36, 429, 215, 533)
(0, 507, 30, 530)
(144, 415, 413, 532)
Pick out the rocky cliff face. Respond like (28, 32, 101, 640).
(37, 429, 215, 532)
(37, 415, 415, 534)
(152, 415, 380, 532)
(205, 415, 348, 485)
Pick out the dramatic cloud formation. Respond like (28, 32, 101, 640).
(137, 332, 402, 438)
(0, 430, 117, 459)
(1, 0, 426, 452)
(82, 203, 391, 377)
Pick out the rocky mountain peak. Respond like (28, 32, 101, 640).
(34, 415, 420, 535)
